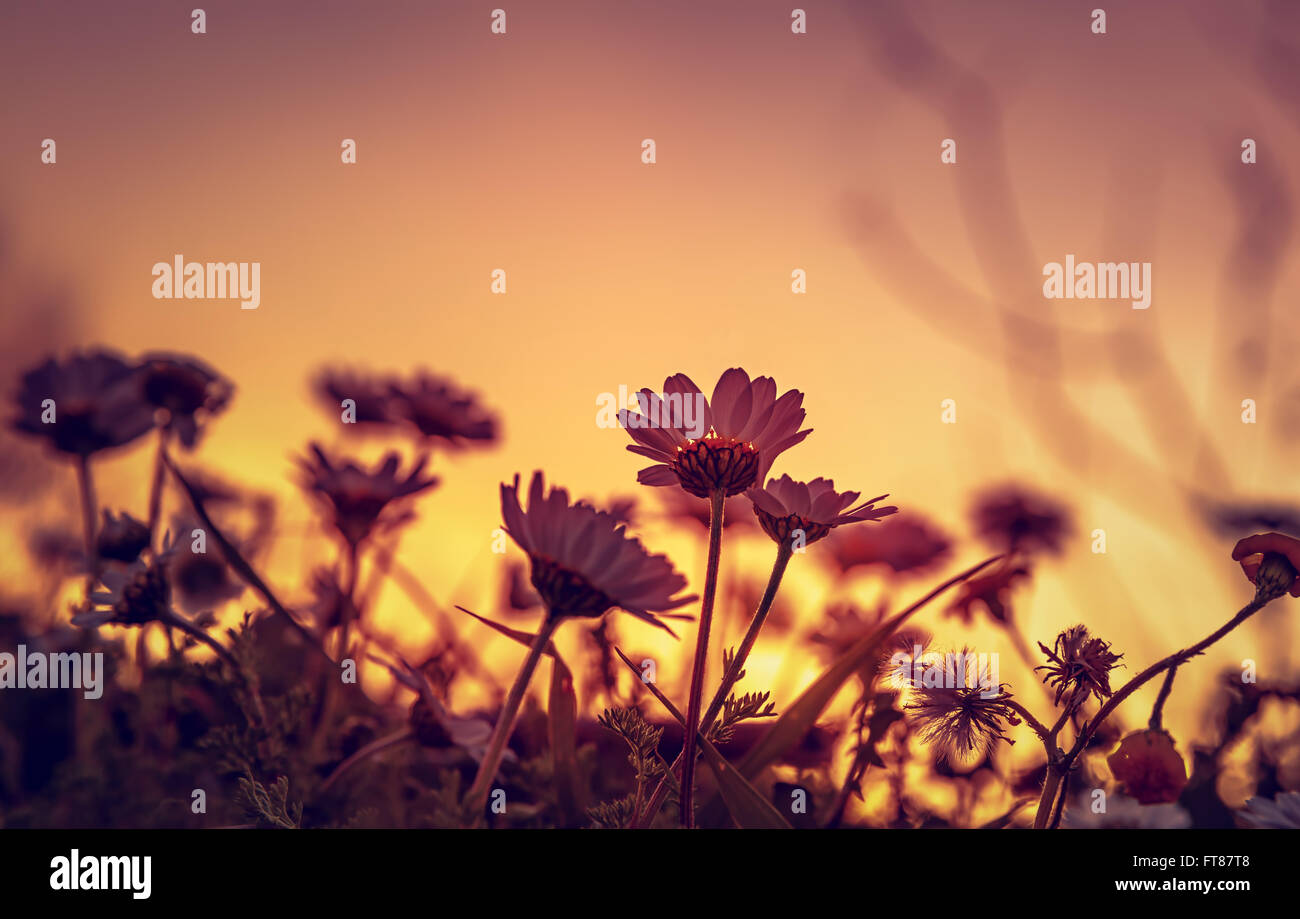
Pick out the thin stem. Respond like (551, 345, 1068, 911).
(146, 428, 170, 549)
(1005, 699, 1053, 742)
(463, 615, 560, 823)
(75, 455, 98, 596)
(678, 488, 726, 829)
(1033, 767, 1063, 829)
(318, 728, 413, 794)
(634, 539, 790, 828)
(1048, 766, 1071, 829)
(1148, 665, 1178, 731)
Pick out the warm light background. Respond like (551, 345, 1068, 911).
(3, 0, 1299, 817)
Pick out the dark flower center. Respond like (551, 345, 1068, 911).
(670, 436, 760, 498)
(530, 556, 613, 619)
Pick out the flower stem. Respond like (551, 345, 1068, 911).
(635, 533, 788, 828)
(318, 728, 413, 794)
(146, 428, 170, 550)
(75, 455, 98, 596)
(463, 615, 561, 824)
(678, 488, 726, 829)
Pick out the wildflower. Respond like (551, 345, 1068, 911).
(1232, 532, 1300, 599)
(747, 474, 896, 548)
(382, 656, 498, 761)
(904, 649, 1021, 763)
(971, 485, 1071, 556)
(1237, 791, 1300, 829)
(1106, 729, 1188, 805)
(499, 471, 694, 633)
(945, 560, 1030, 626)
(297, 444, 438, 549)
(75, 551, 174, 628)
(823, 512, 951, 577)
(135, 352, 233, 448)
(1035, 625, 1122, 708)
(618, 368, 811, 498)
(313, 367, 401, 427)
(389, 372, 498, 446)
(165, 516, 247, 614)
(11, 350, 155, 456)
(95, 510, 150, 563)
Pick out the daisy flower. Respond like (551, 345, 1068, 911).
(297, 444, 438, 549)
(618, 367, 811, 498)
(11, 350, 155, 457)
(498, 471, 695, 633)
(747, 474, 896, 548)
(389, 372, 498, 447)
(135, 352, 233, 449)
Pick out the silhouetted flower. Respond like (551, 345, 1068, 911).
(313, 367, 401, 428)
(903, 650, 1020, 763)
(136, 352, 233, 448)
(1107, 729, 1188, 805)
(1237, 791, 1300, 829)
(297, 444, 438, 548)
(165, 517, 246, 614)
(823, 512, 952, 577)
(76, 549, 175, 628)
(11, 350, 155, 456)
(619, 368, 810, 498)
(380, 655, 501, 764)
(499, 471, 695, 633)
(1233, 533, 1300, 599)
(945, 560, 1030, 626)
(95, 510, 150, 563)
(1036, 625, 1122, 709)
(747, 474, 896, 548)
(971, 485, 1070, 555)
(390, 372, 498, 446)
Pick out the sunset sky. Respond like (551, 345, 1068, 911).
(3, 1, 1299, 800)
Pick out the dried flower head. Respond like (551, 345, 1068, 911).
(1035, 624, 1122, 709)
(389, 372, 498, 446)
(499, 471, 695, 633)
(297, 444, 438, 548)
(903, 649, 1020, 763)
(619, 368, 811, 498)
(11, 350, 155, 457)
(747, 474, 896, 548)
(1107, 729, 1188, 805)
(971, 484, 1071, 556)
(95, 509, 150, 563)
(135, 352, 233, 448)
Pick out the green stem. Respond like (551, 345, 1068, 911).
(463, 615, 561, 823)
(678, 489, 726, 829)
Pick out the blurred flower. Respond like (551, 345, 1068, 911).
(1199, 497, 1300, 541)
(499, 471, 695, 633)
(822, 512, 952, 577)
(75, 549, 175, 628)
(618, 368, 810, 498)
(1065, 798, 1191, 829)
(1106, 729, 1188, 805)
(500, 561, 541, 612)
(135, 352, 233, 448)
(1035, 625, 1122, 709)
(11, 350, 155, 456)
(657, 488, 755, 532)
(747, 474, 896, 548)
(945, 560, 1030, 626)
(971, 485, 1071, 556)
(26, 525, 84, 571)
(904, 651, 1020, 764)
(390, 372, 498, 446)
(313, 366, 401, 428)
(95, 510, 150, 564)
(379, 655, 502, 764)
(165, 517, 247, 614)
(297, 444, 438, 549)
(1237, 791, 1300, 829)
